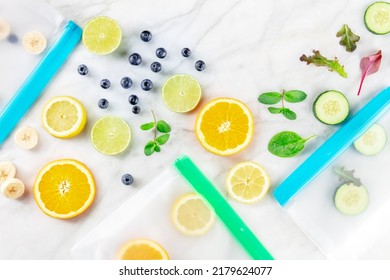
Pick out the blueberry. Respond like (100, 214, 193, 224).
(150, 62, 162, 73)
(156, 48, 167, 59)
(77, 64, 89, 75)
(132, 106, 141, 114)
(7, 34, 18, 44)
(98, 98, 109, 109)
(141, 79, 153, 91)
(140, 30, 152, 42)
(121, 77, 133, 89)
(195, 60, 206, 71)
(100, 79, 111, 89)
(181, 48, 191, 57)
(128, 53, 142, 65)
(121, 174, 134, 186)
(128, 95, 139, 105)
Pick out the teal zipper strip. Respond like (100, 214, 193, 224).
(0, 20, 82, 145)
(274, 87, 390, 207)
(174, 155, 274, 260)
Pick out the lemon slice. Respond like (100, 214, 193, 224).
(82, 16, 122, 55)
(172, 193, 215, 236)
(42, 96, 87, 139)
(117, 239, 169, 260)
(162, 74, 202, 113)
(91, 116, 131, 155)
(226, 161, 270, 203)
(195, 98, 254, 156)
(33, 159, 96, 219)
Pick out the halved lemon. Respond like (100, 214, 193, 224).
(162, 74, 202, 113)
(82, 16, 122, 55)
(41, 96, 87, 139)
(91, 116, 131, 155)
(195, 98, 254, 156)
(117, 238, 169, 260)
(172, 193, 215, 236)
(226, 161, 270, 203)
(33, 159, 96, 219)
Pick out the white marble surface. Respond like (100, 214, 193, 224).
(1, 0, 390, 259)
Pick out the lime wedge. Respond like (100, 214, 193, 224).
(162, 75, 202, 113)
(91, 116, 131, 155)
(82, 16, 122, 55)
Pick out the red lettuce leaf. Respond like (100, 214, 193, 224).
(357, 50, 382, 96)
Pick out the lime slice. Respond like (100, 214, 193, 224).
(82, 16, 122, 55)
(162, 74, 202, 113)
(91, 116, 131, 155)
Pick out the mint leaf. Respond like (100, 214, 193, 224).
(154, 144, 161, 152)
(258, 92, 282, 105)
(281, 108, 297, 120)
(144, 141, 155, 156)
(140, 122, 155, 131)
(300, 50, 347, 78)
(284, 90, 307, 103)
(157, 120, 171, 133)
(268, 107, 283, 114)
(156, 134, 170, 145)
(268, 131, 315, 158)
(336, 24, 360, 52)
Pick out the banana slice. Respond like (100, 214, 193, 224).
(1, 178, 25, 199)
(14, 126, 39, 150)
(0, 19, 11, 40)
(0, 161, 16, 184)
(22, 31, 47, 55)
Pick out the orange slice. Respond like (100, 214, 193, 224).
(33, 159, 96, 219)
(195, 98, 254, 156)
(117, 239, 170, 260)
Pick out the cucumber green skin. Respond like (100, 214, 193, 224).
(364, 2, 390, 35)
(334, 184, 369, 216)
(354, 123, 387, 156)
(313, 90, 350, 125)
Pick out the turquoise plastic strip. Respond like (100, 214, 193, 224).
(274, 87, 390, 207)
(175, 155, 274, 260)
(0, 21, 82, 145)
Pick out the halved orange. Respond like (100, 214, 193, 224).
(195, 98, 254, 156)
(33, 159, 96, 219)
(117, 239, 170, 260)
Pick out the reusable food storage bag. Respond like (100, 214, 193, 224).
(274, 88, 390, 259)
(0, 0, 81, 144)
(72, 156, 273, 260)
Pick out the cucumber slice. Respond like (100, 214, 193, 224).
(313, 90, 350, 125)
(364, 2, 390, 35)
(354, 123, 387, 156)
(334, 183, 369, 216)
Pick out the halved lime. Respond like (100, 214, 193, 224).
(162, 74, 202, 113)
(91, 116, 131, 155)
(82, 16, 122, 55)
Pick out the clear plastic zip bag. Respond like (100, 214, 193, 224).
(72, 156, 273, 260)
(274, 88, 390, 259)
(0, 0, 81, 145)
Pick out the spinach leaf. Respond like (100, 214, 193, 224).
(268, 131, 315, 158)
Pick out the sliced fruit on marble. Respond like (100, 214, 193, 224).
(364, 2, 390, 35)
(226, 161, 270, 204)
(0, 161, 16, 184)
(33, 159, 96, 219)
(1, 178, 25, 199)
(117, 239, 169, 260)
(82, 16, 122, 55)
(14, 126, 39, 150)
(195, 98, 254, 156)
(171, 192, 215, 236)
(334, 183, 369, 215)
(41, 96, 87, 139)
(22, 31, 47, 54)
(354, 123, 387, 156)
(313, 90, 350, 125)
(162, 74, 202, 113)
(91, 116, 131, 155)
